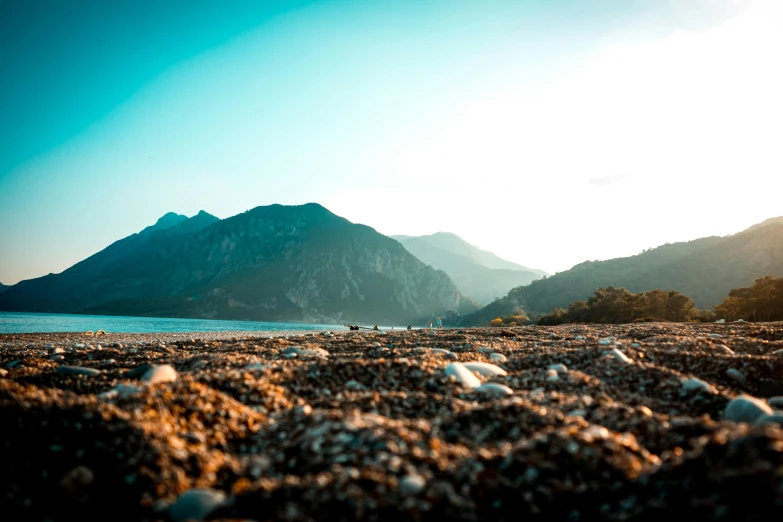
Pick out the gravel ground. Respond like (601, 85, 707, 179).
(2, 322, 783, 521)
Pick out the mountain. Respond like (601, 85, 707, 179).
(395, 232, 548, 275)
(393, 233, 546, 304)
(462, 220, 783, 325)
(744, 216, 783, 234)
(0, 204, 477, 324)
(0, 283, 9, 294)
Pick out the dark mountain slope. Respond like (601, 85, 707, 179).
(0, 204, 474, 324)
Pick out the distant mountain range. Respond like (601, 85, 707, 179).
(0, 204, 478, 324)
(461, 218, 783, 325)
(392, 232, 547, 305)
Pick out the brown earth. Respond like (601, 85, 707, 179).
(2, 323, 783, 521)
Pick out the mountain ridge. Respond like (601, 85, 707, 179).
(393, 232, 546, 304)
(461, 220, 783, 325)
(0, 204, 476, 324)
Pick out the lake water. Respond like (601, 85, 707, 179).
(0, 311, 344, 334)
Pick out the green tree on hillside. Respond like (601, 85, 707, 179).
(536, 287, 696, 325)
(715, 276, 783, 321)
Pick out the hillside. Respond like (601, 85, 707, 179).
(393, 233, 545, 304)
(0, 204, 476, 324)
(0, 283, 9, 294)
(462, 221, 783, 325)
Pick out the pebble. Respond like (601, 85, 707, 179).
(598, 339, 611, 345)
(715, 345, 734, 354)
(56, 365, 101, 377)
(767, 397, 783, 409)
(489, 353, 507, 363)
(724, 395, 774, 423)
(755, 412, 783, 427)
(99, 383, 142, 400)
(0, 369, 7, 377)
(345, 380, 364, 391)
(444, 362, 481, 389)
(428, 348, 452, 355)
(49, 355, 64, 362)
(52, 347, 65, 354)
(479, 346, 493, 353)
(141, 364, 178, 384)
(474, 383, 514, 395)
(461, 362, 507, 377)
(726, 368, 745, 384)
(608, 348, 633, 365)
(682, 378, 714, 393)
(398, 474, 426, 496)
(548, 363, 568, 374)
(169, 488, 227, 522)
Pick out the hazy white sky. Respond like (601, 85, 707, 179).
(1, 0, 781, 284)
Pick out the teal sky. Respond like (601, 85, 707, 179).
(2, 0, 781, 285)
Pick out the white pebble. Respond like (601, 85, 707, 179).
(608, 348, 633, 365)
(548, 364, 568, 374)
(398, 474, 426, 496)
(141, 364, 178, 384)
(462, 362, 507, 377)
(444, 362, 481, 389)
(489, 353, 507, 363)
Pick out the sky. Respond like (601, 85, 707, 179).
(1, 0, 782, 285)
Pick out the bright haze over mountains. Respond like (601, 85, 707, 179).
(1, 0, 781, 285)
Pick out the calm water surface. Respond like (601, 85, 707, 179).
(0, 312, 344, 334)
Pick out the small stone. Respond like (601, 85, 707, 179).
(726, 368, 746, 384)
(479, 346, 493, 353)
(756, 412, 783, 427)
(724, 395, 774, 423)
(462, 362, 507, 377)
(345, 380, 364, 391)
(608, 348, 633, 365)
(444, 362, 481, 389)
(598, 339, 611, 345)
(49, 355, 65, 362)
(298, 347, 329, 358)
(244, 363, 266, 371)
(59, 465, 94, 496)
(0, 369, 7, 377)
(474, 383, 514, 395)
(631, 343, 641, 348)
(170, 489, 227, 522)
(399, 474, 426, 496)
(682, 378, 714, 394)
(716, 345, 734, 354)
(709, 333, 722, 338)
(428, 348, 451, 355)
(126, 363, 154, 378)
(767, 397, 783, 408)
(141, 364, 178, 384)
(489, 353, 507, 363)
(56, 365, 101, 377)
(52, 347, 65, 354)
(548, 363, 568, 373)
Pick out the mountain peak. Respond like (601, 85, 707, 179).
(151, 212, 188, 231)
(743, 216, 783, 234)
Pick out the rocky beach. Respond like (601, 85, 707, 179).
(3, 323, 783, 521)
